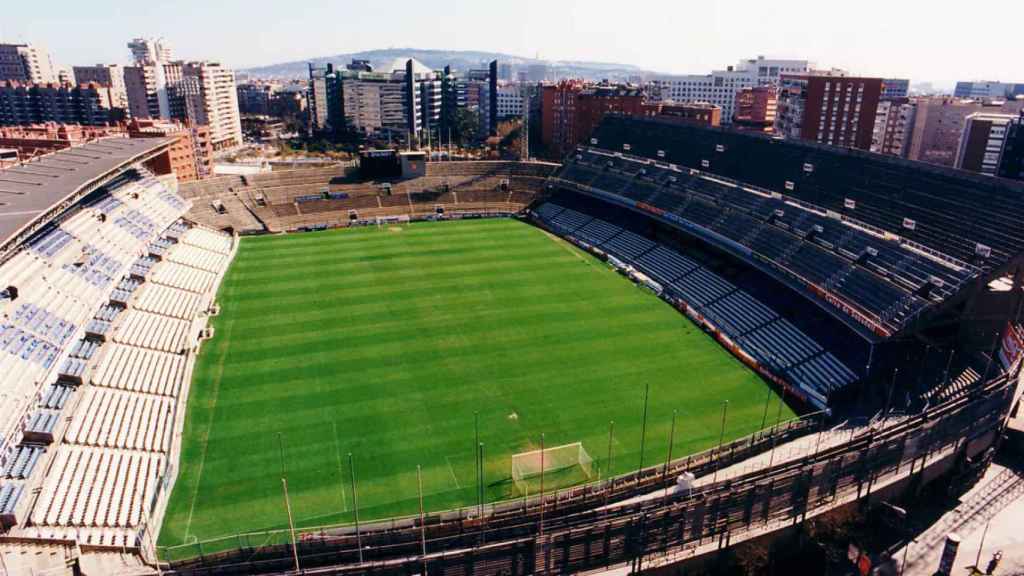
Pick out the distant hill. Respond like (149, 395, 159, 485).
(241, 48, 651, 81)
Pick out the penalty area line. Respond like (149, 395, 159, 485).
(445, 455, 462, 489)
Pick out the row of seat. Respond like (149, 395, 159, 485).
(425, 161, 558, 178)
(131, 283, 204, 320)
(0, 173, 193, 528)
(1, 445, 44, 480)
(90, 343, 187, 398)
(561, 155, 962, 333)
(575, 147, 981, 298)
(180, 227, 234, 255)
(534, 200, 858, 407)
(148, 261, 217, 294)
(587, 115, 1016, 273)
(110, 310, 192, 354)
(165, 244, 229, 274)
(64, 388, 174, 453)
(31, 446, 164, 529)
(23, 222, 233, 532)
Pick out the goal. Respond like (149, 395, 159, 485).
(511, 442, 594, 495)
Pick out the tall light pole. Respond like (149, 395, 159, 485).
(638, 381, 650, 481)
(348, 452, 363, 564)
(418, 465, 427, 576)
(712, 400, 729, 484)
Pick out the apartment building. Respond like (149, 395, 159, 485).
(72, 64, 129, 113)
(127, 38, 173, 65)
(954, 112, 1019, 176)
(733, 56, 812, 85)
(0, 123, 122, 158)
(128, 118, 213, 182)
(640, 101, 721, 127)
(494, 83, 525, 119)
(870, 98, 916, 157)
(181, 62, 242, 149)
(954, 81, 1024, 100)
(650, 57, 809, 125)
(0, 43, 57, 84)
(906, 97, 1024, 167)
(0, 81, 121, 126)
(776, 73, 883, 150)
(125, 59, 241, 149)
(541, 81, 645, 159)
(340, 61, 433, 136)
(733, 86, 777, 131)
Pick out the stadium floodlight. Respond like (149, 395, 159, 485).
(511, 442, 593, 495)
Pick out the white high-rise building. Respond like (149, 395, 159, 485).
(954, 81, 1024, 100)
(733, 56, 812, 85)
(127, 38, 173, 65)
(181, 62, 243, 150)
(495, 83, 524, 119)
(650, 56, 811, 124)
(127, 38, 173, 118)
(341, 58, 442, 137)
(649, 70, 756, 123)
(124, 58, 242, 150)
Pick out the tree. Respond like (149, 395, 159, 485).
(452, 108, 481, 146)
(497, 119, 523, 159)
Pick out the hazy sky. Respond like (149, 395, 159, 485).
(3, 0, 1020, 87)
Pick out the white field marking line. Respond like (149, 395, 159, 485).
(540, 229, 588, 263)
(331, 420, 348, 512)
(445, 455, 462, 489)
(182, 318, 234, 545)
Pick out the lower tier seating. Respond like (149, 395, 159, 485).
(533, 199, 860, 408)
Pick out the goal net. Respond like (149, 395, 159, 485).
(511, 442, 594, 495)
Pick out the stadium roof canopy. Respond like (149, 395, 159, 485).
(0, 137, 173, 259)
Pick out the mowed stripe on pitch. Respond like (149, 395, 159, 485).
(159, 219, 790, 548)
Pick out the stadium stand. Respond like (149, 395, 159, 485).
(555, 142, 983, 338)
(179, 161, 558, 233)
(0, 142, 236, 546)
(24, 228, 232, 546)
(531, 197, 859, 409)
(587, 115, 1024, 272)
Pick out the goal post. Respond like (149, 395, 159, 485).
(511, 442, 594, 495)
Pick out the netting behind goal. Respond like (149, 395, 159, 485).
(511, 442, 594, 495)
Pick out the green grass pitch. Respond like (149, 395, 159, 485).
(159, 218, 794, 549)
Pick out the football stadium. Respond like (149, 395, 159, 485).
(0, 116, 1022, 575)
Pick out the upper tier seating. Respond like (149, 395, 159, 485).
(555, 148, 978, 336)
(589, 115, 1024, 269)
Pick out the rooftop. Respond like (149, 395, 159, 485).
(0, 136, 173, 255)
